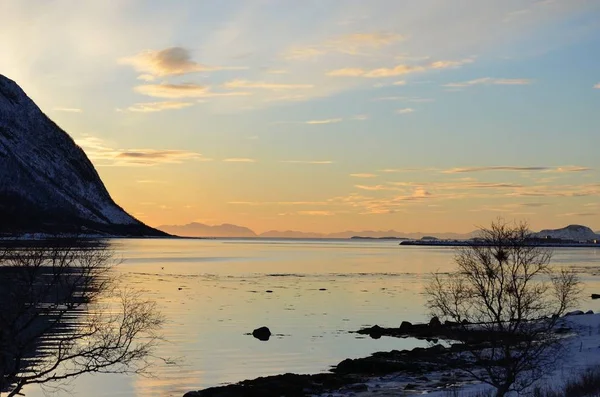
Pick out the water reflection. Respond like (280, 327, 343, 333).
(18, 239, 600, 397)
(0, 240, 163, 396)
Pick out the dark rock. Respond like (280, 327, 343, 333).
(364, 325, 384, 339)
(346, 384, 368, 392)
(592, 294, 600, 300)
(404, 383, 417, 390)
(429, 316, 441, 328)
(319, 288, 327, 291)
(265, 290, 273, 293)
(565, 310, 585, 316)
(587, 310, 594, 314)
(252, 326, 271, 341)
(184, 373, 352, 397)
(399, 321, 413, 332)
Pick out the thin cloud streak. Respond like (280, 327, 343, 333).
(443, 77, 532, 88)
(224, 80, 313, 90)
(135, 83, 250, 99)
(126, 101, 193, 112)
(350, 173, 377, 178)
(443, 166, 592, 174)
(305, 118, 343, 124)
(75, 136, 210, 166)
(53, 107, 82, 113)
(285, 32, 404, 60)
(223, 158, 256, 163)
(328, 58, 473, 78)
(282, 160, 334, 164)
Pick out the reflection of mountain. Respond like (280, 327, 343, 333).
(158, 222, 257, 238)
(0, 75, 166, 237)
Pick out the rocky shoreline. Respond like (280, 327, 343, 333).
(183, 311, 600, 397)
(183, 320, 505, 397)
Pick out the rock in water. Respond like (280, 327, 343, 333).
(0, 75, 167, 237)
(252, 326, 271, 341)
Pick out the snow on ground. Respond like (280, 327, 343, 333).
(318, 313, 600, 396)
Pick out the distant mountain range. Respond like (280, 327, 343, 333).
(157, 222, 479, 239)
(158, 223, 257, 238)
(0, 74, 166, 237)
(157, 222, 599, 241)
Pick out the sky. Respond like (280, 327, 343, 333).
(1, 0, 600, 233)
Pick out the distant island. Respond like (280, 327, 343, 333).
(157, 222, 600, 246)
(400, 225, 600, 247)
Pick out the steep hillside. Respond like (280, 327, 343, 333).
(0, 75, 166, 237)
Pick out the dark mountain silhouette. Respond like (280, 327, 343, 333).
(158, 223, 257, 238)
(0, 74, 166, 237)
(157, 222, 480, 239)
(533, 225, 599, 241)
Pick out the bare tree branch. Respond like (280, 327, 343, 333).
(0, 240, 164, 396)
(426, 220, 581, 397)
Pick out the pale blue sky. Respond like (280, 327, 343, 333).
(1, 0, 599, 232)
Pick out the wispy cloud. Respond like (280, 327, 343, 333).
(443, 77, 532, 88)
(306, 118, 343, 125)
(116, 150, 207, 165)
(595, 83, 600, 89)
(136, 180, 167, 184)
(443, 166, 591, 174)
(223, 158, 256, 163)
(228, 201, 330, 206)
(355, 184, 394, 191)
(350, 173, 377, 178)
(119, 47, 243, 80)
(559, 212, 597, 217)
(552, 166, 592, 173)
(223, 80, 313, 90)
(75, 136, 210, 166)
(282, 160, 334, 164)
(329, 65, 424, 78)
(373, 96, 433, 103)
(379, 168, 428, 173)
(53, 107, 82, 113)
(298, 210, 335, 216)
(397, 108, 415, 114)
(125, 101, 193, 112)
(135, 83, 250, 99)
(285, 32, 403, 60)
(328, 58, 473, 78)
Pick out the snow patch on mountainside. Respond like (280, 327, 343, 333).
(0, 74, 164, 236)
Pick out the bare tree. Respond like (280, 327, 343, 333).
(427, 220, 581, 397)
(0, 240, 164, 396)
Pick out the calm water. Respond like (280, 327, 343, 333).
(25, 238, 600, 397)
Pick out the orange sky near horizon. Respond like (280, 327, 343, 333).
(2, 1, 599, 234)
